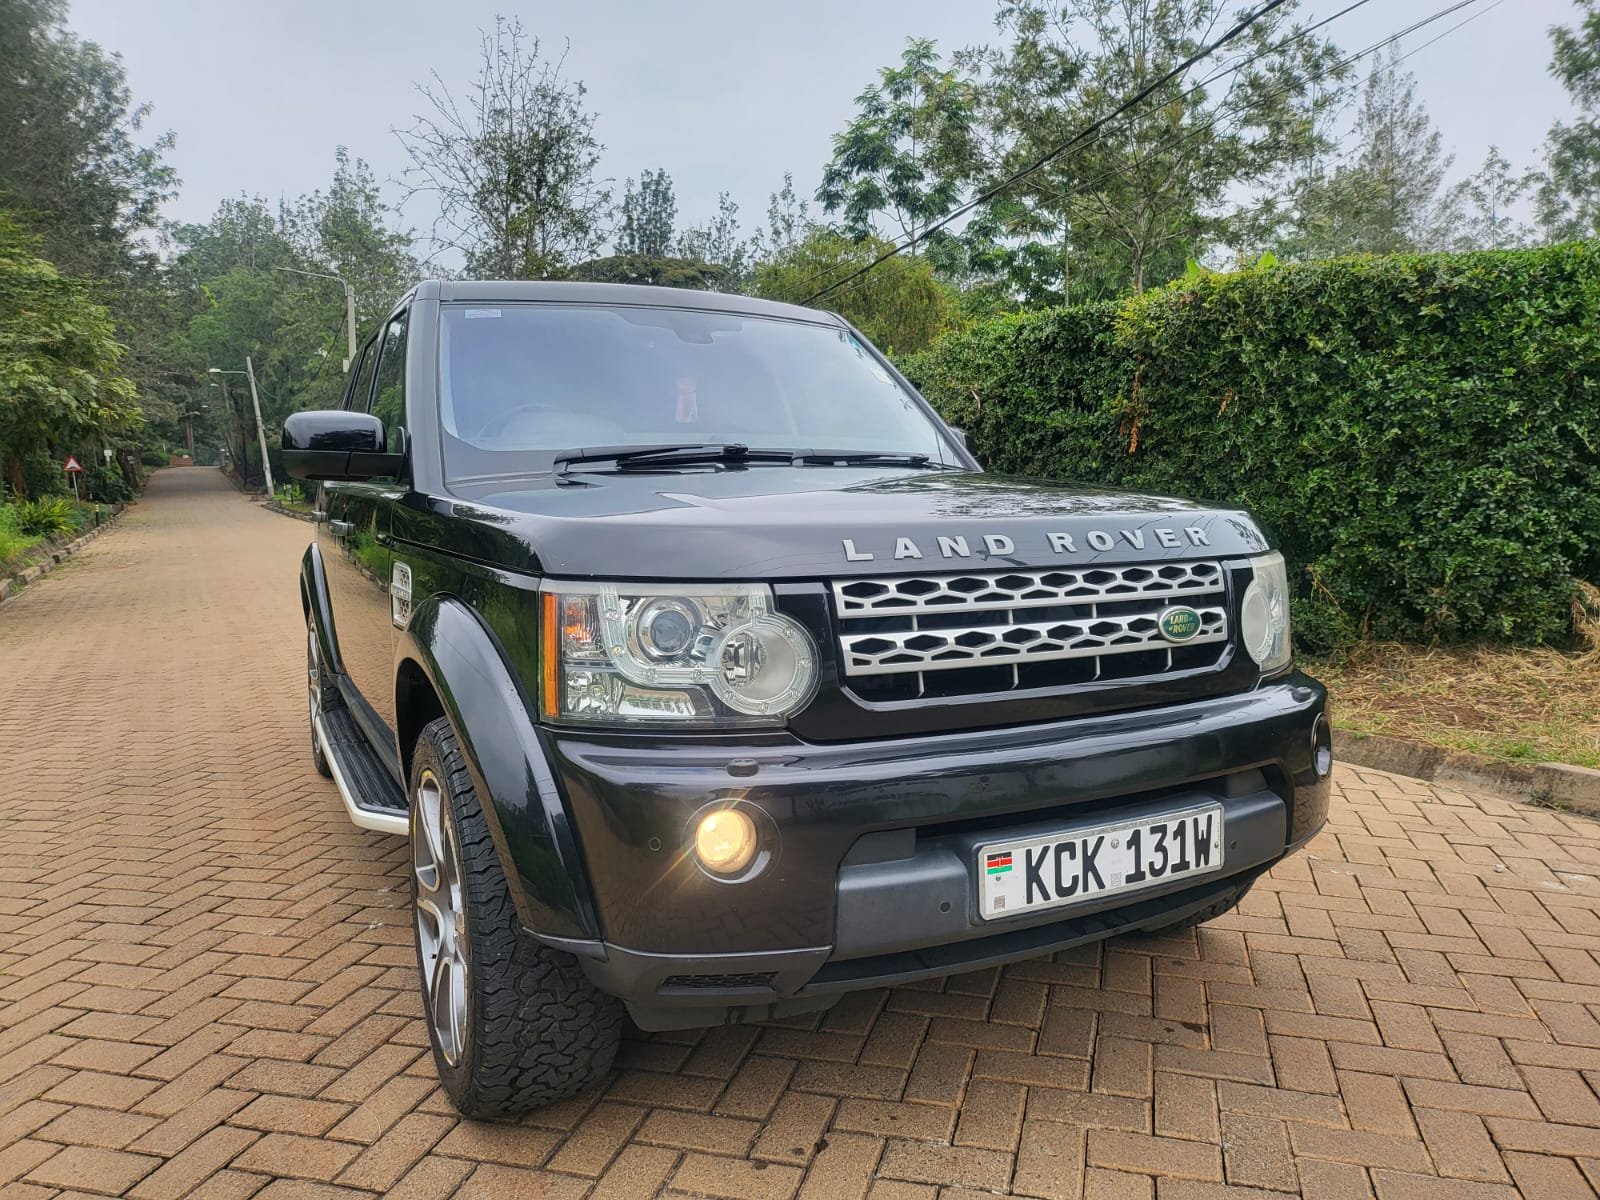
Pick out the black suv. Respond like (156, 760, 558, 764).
(283, 280, 1331, 1118)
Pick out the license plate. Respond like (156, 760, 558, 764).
(977, 805, 1225, 921)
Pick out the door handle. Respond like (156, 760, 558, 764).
(329, 519, 354, 536)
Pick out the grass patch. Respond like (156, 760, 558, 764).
(1305, 634, 1600, 771)
(0, 506, 43, 569)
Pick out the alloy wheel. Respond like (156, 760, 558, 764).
(413, 770, 469, 1066)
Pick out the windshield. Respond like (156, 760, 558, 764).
(437, 303, 952, 478)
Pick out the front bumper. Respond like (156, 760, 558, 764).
(538, 674, 1330, 1027)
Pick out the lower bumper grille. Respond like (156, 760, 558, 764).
(659, 972, 778, 992)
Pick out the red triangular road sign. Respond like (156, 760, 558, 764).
(64, 455, 84, 473)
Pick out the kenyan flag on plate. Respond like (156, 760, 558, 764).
(985, 851, 1013, 876)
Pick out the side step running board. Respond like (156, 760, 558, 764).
(315, 707, 409, 836)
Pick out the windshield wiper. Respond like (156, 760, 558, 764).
(553, 443, 793, 474)
(795, 450, 957, 470)
(553, 444, 963, 475)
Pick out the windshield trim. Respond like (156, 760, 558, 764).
(433, 300, 969, 482)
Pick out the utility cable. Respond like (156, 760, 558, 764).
(810, 0, 1504, 309)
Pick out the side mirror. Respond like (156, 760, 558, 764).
(949, 427, 969, 449)
(282, 411, 403, 481)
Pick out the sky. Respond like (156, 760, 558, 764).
(68, 0, 1578, 254)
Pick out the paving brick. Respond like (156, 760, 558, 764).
(668, 1152, 802, 1200)
(833, 1100, 954, 1143)
(127, 1127, 259, 1200)
(1503, 1151, 1600, 1200)
(715, 1055, 796, 1119)
(230, 1132, 360, 1182)
(952, 1080, 1025, 1151)
(751, 1093, 835, 1164)
(589, 1144, 679, 1200)
(453, 1162, 589, 1199)
(32, 1106, 159, 1150)
(1339, 1071, 1418, 1137)
(1083, 1167, 1153, 1200)
(1367, 1170, 1519, 1200)
(1086, 1130, 1222, 1181)
(1154, 1072, 1216, 1143)
(796, 1133, 882, 1200)
(639, 1109, 762, 1156)
(333, 1112, 452, 1191)
(878, 1140, 1012, 1191)
(24, 1145, 161, 1195)
(1413, 1109, 1507, 1183)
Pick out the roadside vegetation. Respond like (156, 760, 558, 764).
(1306, 611, 1600, 770)
(0, 496, 98, 574)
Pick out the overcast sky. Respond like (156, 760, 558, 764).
(68, 0, 1576, 252)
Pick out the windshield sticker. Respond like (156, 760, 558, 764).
(463, 309, 501, 319)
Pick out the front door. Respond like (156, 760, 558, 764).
(320, 310, 410, 766)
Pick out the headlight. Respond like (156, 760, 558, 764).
(1241, 551, 1292, 673)
(540, 582, 819, 727)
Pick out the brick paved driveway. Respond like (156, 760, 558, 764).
(2, 468, 1599, 1200)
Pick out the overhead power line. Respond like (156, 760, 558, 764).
(791, 0, 1298, 306)
(778, 0, 1377, 308)
(808, 0, 1503, 311)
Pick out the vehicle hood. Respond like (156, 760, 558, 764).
(434, 467, 1270, 580)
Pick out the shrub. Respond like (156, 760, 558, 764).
(86, 463, 133, 503)
(903, 244, 1600, 648)
(15, 496, 76, 536)
(142, 448, 169, 467)
(0, 505, 36, 565)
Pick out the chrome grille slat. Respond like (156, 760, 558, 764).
(833, 562, 1224, 618)
(839, 608, 1227, 676)
(831, 562, 1230, 687)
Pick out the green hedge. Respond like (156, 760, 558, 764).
(902, 245, 1600, 648)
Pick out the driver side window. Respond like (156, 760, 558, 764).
(346, 338, 380, 418)
(369, 311, 408, 454)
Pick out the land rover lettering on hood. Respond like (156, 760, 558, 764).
(283, 280, 1330, 1118)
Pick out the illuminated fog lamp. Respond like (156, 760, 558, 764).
(694, 807, 758, 876)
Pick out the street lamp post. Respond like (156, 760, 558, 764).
(209, 365, 274, 497)
(274, 266, 358, 371)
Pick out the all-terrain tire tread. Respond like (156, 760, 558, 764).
(413, 716, 622, 1119)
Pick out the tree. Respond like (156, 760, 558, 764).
(759, 173, 813, 261)
(568, 254, 727, 289)
(284, 148, 420, 326)
(750, 232, 957, 354)
(165, 163, 418, 487)
(959, 0, 1349, 298)
(397, 18, 612, 278)
(0, 0, 180, 464)
(1278, 48, 1461, 258)
(1452, 147, 1537, 250)
(674, 192, 757, 289)
(615, 168, 677, 258)
(1539, 0, 1600, 239)
(0, 0, 176, 280)
(818, 38, 981, 247)
(0, 213, 140, 497)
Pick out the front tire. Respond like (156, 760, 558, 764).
(409, 716, 622, 1118)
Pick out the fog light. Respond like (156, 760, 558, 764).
(695, 808, 757, 875)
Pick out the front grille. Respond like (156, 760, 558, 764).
(832, 562, 1229, 701)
